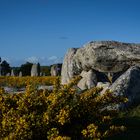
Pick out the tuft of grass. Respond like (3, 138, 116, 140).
(109, 105, 140, 139)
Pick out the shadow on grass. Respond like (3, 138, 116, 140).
(108, 117, 140, 140)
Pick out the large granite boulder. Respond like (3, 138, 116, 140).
(109, 66, 140, 106)
(61, 41, 140, 109)
(61, 41, 140, 85)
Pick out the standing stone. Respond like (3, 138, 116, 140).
(6, 73, 10, 76)
(51, 65, 58, 76)
(61, 48, 78, 85)
(31, 64, 38, 76)
(51, 64, 62, 76)
(40, 72, 42, 76)
(11, 69, 15, 76)
(19, 71, 22, 77)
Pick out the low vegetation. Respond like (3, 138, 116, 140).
(0, 76, 58, 88)
(0, 76, 129, 139)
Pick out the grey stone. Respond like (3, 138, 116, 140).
(61, 41, 140, 84)
(51, 66, 57, 76)
(31, 64, 38, 76)
(61, 48, 78, 84)
(97, 82, 110, 95)
(97, 82, 110, 88)
(40, 72, 42, 76)
(19, 71, 22, 77)
(6, 73, 10, 76)
(11, 69, 15, 76)
(38, 85, 53, 91)
(109, 66, 140, 106)
(77, 70, 97, 90)
(51, 64, 62, 76)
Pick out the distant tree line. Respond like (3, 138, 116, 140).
(0, 57, 11, 75)
(0, 57, 56, 76)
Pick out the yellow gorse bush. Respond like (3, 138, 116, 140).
(0, 76, 58, 88)
(0, 76, 127, 139)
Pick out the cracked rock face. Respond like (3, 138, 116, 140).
(61, 41, 140, 109)
(61, 48, 78, 84)
(61, 41, 140, 85)
(109, 66, 140, 106)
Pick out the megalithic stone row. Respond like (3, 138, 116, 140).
(11, 69, 15, 76)
(51, 64, 62, 76)
(19, 71, 22, 77)
(31, 64, 40, 76)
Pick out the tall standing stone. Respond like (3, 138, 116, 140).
(19, 71, 22, 77)
(51, 65, 57, 76)
(51, 64, 62, 76)
(31, 64, 38, 76)
(11, 69, 15, 76)
(61, 48, 78, 84)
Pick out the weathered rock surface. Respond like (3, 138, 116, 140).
(51, 64, 62, 76)
(31, 64, 38, 76)
(77, 70, 97, 90)
(97, 82, 110, 95)
(109, 66, 140, 106)
(61, 48, 78, 84)
(19, 71, 22, 77)
(61, 41, 140, 85)
(38, 85, 53, 91)
(61, 41, 140, 109)
(11, 69, 15, 76)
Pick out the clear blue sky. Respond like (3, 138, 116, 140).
(0, 0, 140, 66)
